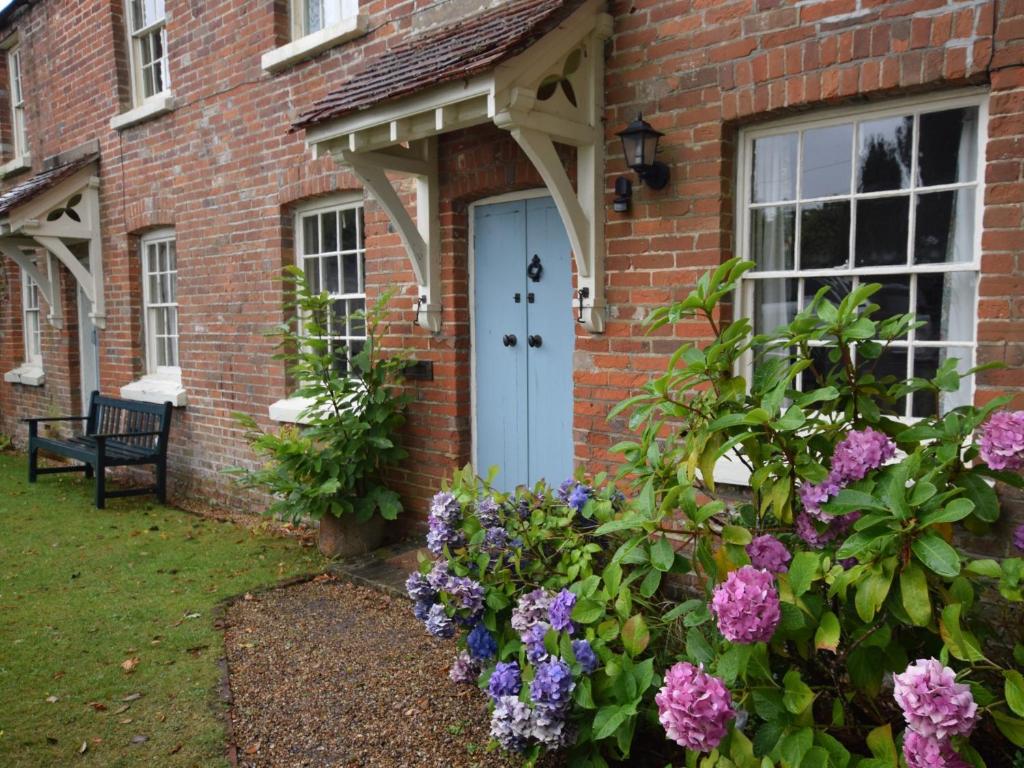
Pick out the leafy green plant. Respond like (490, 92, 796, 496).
(228, 267, 410, 523)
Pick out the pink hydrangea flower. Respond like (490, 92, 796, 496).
(799, 475, 843, 522)
(655, 662, 735, 752)
(1015, 524, 1024, 553)
(893, 659, 978, 740)
(830, 427, 897, 484)
(746, 534, 792, 574)
(710, 566, 781, 644)
(902, 730, 970, 768)
(978, 410, 1024, 471)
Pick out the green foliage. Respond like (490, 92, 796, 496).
(227, 267, 410, 523)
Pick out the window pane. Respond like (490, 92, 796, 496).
(800, 201, 849, 269)
(801, 124, 852, 198)
(805, 275, 851, 306)
(911, 346, 973, 417)
(340, 207, 358, 251)
(341, 252, 360, 294)
(750, 206, 794, 271)
(305, 0, 324, 34)
(753, 279, 797, 335)
(915, 272, 976, 342)
(914, 189, 974, 265)
(302, 214, 319, 254)
(150, 31, 165, 93)
(873, 347, 909, 415)
(321, 211, 338, 252)
(303, 257, 321, 294)
(855, 196, 909, 266)
(332, 345, 349, 376)
(349, 299, 366, 338)
(323, 255, 340, 294)
(857, 116, 913, 192)
(166, 240, 176, 272)
(872, 275, 910, 321)
(752, 133, 797, 203)
(918, 108, 977, 187)
(805, 345, 836, 389)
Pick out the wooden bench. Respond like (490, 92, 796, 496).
(25, 391, 173, 509)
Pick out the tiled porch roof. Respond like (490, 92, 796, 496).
(0, 154, 97, 217)
(292, 0, 582, 131)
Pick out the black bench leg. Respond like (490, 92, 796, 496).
(28, 444, 38, 483)
(156, 458, 167, 505)
(84, 464, 94, 480)
(94, 460, 106, 509)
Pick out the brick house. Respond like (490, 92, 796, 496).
(0, 0, 1021, 540)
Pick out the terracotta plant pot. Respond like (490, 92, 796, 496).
(317, 512, 385, 558)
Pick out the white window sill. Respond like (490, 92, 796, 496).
(0, 153, 31, 178)
(120, 371, 188, 407)
(110, 92, 177, 131)
(261, 15, 368, 73)
(268, 396, 318, 424)
(3, 363, 44, 386)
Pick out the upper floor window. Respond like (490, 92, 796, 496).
(295, 0, 358, 38)
(141, 230, 179, 373)
(296, 200, 366, 375)
(8, 44, 26, 159)
(737, 93, 985, 419)
(21, 270, 41, 364)
(128, 0, 168, 102)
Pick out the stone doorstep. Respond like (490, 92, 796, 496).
(328, 538, 424, 599)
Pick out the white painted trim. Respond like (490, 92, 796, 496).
(4, 362, 44, 386)
(262, 14, 368, 73)
(110, 92, 176, 131)
(0, 153, 30, 177)
(140, 229, 179, 374)
(120, 370, 187, 407)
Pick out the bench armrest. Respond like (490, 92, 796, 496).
(22, 416, 88, 423)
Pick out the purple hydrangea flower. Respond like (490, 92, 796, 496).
(511, 589, 552, 634)
(978, 410, 1024, 471)
(571, 639, 598, 674)
(530, 658, 575, 708)
(426, 559, 450, 591)
(445, 576, 485, 616)
(893, 659, 978, 740)
(405, 571, 437, 603)
(467, 624, 498, 660)
(1015, 524, 1024, 553)
(483, 526, 509, 552)
(426, 491, 464, 557)
(449, 650, 481, 685)
(425, 603, 455, 639)
(830, 427, 897, 484)
(799, 476, 842, 522)
(488, 661, 522, 700)
(746, 534, 792, 574)
(548, 589, 577, 634)
(531, 703, 573, 749)
(555, 479, 576, 503)
(902, 730, 971, 768)
(523, 622, 550, 664)
(430, 491, 461, 524)
(710, 566, 781, 644)
(412, 599, 433, 622)
(476, 496, 502, 528)
(656, 662, 735, 752)
(490, 695, 533, 753)
(567, 484, 592, 513)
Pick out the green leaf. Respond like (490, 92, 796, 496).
(650, 536, 676, 572)
(572, 599, 606, 625)
(939, 604, 985, 662)
(866, 724, 898, 767)
(788, 551, 821, 596)
(957, 473, 1000, 522)
(722, 525, 752, 546)
(855, 560, 894, 622)
(919, 498, 974, 527)
(782, 670, 815, 715)
(823, 488, 889, 514)
(686, 628, 714, 665)
(992, 709, 1024, 747)
(639, 567, 662, 598)
(815, 611, 841, 653)
(899, 563, 932, 627)
(965, 559, 1002, 578)
(592, 705, 627, 740)
(621, 614, 650, 657)
(602, 561, 622, 596)
(780, 727, 813, 767)
(1005, 670, 1024, 718)
(912, 532, 961, 578)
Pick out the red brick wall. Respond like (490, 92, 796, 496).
(0, 0, 1020, 545)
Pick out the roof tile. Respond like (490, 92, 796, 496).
(0, 154, 97, 218)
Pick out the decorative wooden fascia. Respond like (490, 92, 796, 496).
(306, 1, 612, 333)
(0, 239, 63, 328)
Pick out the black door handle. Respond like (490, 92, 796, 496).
(528, 334, 542, 348)
(502, 334, 517, 347)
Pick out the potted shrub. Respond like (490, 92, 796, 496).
(229, 267, 410, 557)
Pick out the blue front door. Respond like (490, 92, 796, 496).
(474, 196, 574, 492)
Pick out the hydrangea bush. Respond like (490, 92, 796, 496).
(411, 259, 1024, 767)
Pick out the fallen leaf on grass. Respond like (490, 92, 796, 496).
(130, 735, 148, 745)
(86, 701, 107, 711)
(45, 695, 59, 703)
(155, 712, 166, 723)
(119, 718, 132, 725)
(121, 658, 139, 674)
(169, 743, 182, 755)
(113, 704, 130, 715)
(244, 742, 260, 755)
(121, 693, 142, 702)
(79, 741, 87, 754)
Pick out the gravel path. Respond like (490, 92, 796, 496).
(224, 577, 537, 768)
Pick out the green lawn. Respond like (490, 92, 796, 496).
(0, 453, 323, 767)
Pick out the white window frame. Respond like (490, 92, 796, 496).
(21, 269, 41, 365)
(126, 0, 169, 106)
(261, 0, 366, 73)
(140, 229, 179, 376)
(735, 89, 986, 418)
(292, 0, 358, 39)
(8, 44, 25, 160)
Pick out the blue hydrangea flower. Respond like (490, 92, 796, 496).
(555, 479, 576, 503)
(531, 703, 573, 749)
(515, 498, 531, 520)
(530, 657, 575, 708)
(413, 599, 433, 623)
(426, 514, 465, 557)
(430, 491, 462, 525)
(483, 526, 509, 552)
(524, 622, 550, 665)
(445, 576, 485, 616)
(426, 559, 450, 591)
(467, 624, 498, 660)
(567, 484, 591, 513)
(490, 695, 533, 753)
(476, 496, 501, 528)
(549, 589, 576, 635)
(488, 661, 522, 700)
(572, 639, 598, 674)
(405, 571, 436, 603)
(425, 603, 454, 638)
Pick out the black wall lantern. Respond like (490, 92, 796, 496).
(616, 113, 670, 190)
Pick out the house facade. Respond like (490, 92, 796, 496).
(0, 0, 1021, 539)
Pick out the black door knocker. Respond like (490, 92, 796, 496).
(576, 286, 590, 324)
(527, 254, 543, 283)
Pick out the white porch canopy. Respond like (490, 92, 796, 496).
(297, 0, 611, 332)
(0, 153, 105, 331)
